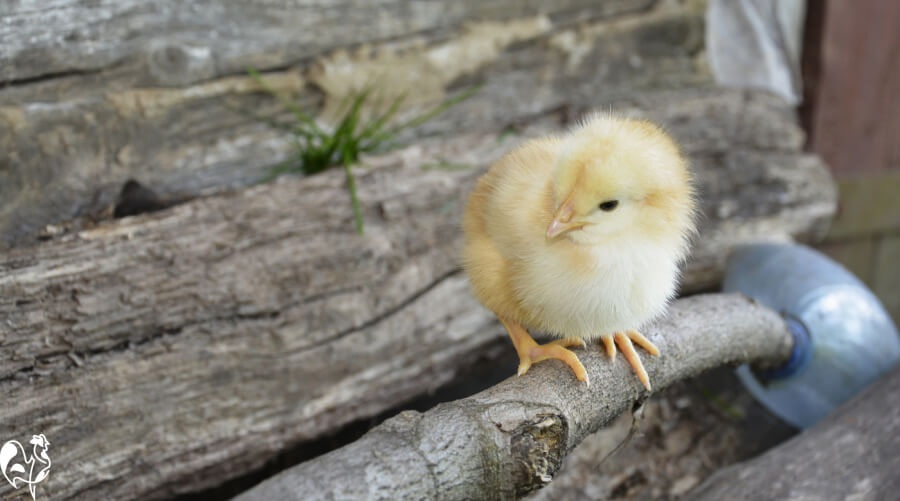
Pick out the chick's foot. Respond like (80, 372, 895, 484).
(600, 330, 660, 391)
(500, 319, 589, 384)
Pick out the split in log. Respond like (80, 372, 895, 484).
(0, 89, 834, 500)
(232, 294, 793, 500)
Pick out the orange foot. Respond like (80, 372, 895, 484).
(500, 318, 589, 384)
(601, 330, 660, 391)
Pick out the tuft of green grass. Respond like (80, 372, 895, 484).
(246, 68, 479, 234)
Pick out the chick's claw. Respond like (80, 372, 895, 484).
(519, 343, 589, 384)
(602, 330, 660, 392)
(501, 319, 589, 384)
(626, 329, 660, 356)
(601, 335, 617, 360)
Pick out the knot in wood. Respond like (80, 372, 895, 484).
(147, 42, 215, 86)
(510, 413, 566, 497)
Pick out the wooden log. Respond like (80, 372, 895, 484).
(0, 0, 655, 86)
(0, 89, 834, 500)
(232, 294, 793, 500)
(690, 365, 900, 500)
(0, 0, 706, 247)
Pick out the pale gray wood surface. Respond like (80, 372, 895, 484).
(691, 365, 900, 501)
(233, 294, 793, 500)
(0, 0, 653, 85)
(0, 89, 834, 500)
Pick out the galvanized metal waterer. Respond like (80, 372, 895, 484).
(723, 243, 900, 429)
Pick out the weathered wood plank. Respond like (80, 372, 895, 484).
(0, 0, 654, 86)
(804, 0, 900, 173)
(0, 89, 834, 500)
(0, 0, 705, 247)
(690, 365, 900, 500)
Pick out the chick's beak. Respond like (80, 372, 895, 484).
(546, 201, 582, 238)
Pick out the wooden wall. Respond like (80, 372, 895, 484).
(805, 0, 900, 323)
(803, 1, 900, 174)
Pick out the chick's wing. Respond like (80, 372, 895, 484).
(462, 138, 560, 322)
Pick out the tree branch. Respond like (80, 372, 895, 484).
(235, 293, 793, 500)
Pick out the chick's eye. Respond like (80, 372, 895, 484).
(598, 200, 619, 212)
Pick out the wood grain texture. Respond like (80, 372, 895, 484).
(232, 294, 793, 500)
(0, 89, 834, 500)
(691, 365, 900, 500)
(805, 0, 900, 173)
(0, 0, 654, 86)
(0, 0, 705, 247)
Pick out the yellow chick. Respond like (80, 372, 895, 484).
(462, 114, 696, 390)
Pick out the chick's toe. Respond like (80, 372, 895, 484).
(501, 319, 589, 384)
(603, 331, 660, 391)
(551, 337, 587, 349)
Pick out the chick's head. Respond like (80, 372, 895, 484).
(546, 114, 695, 249)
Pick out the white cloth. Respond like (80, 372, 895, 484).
(706, 0, 806, 105)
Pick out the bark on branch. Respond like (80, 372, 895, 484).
(235, 294, 793, 500)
